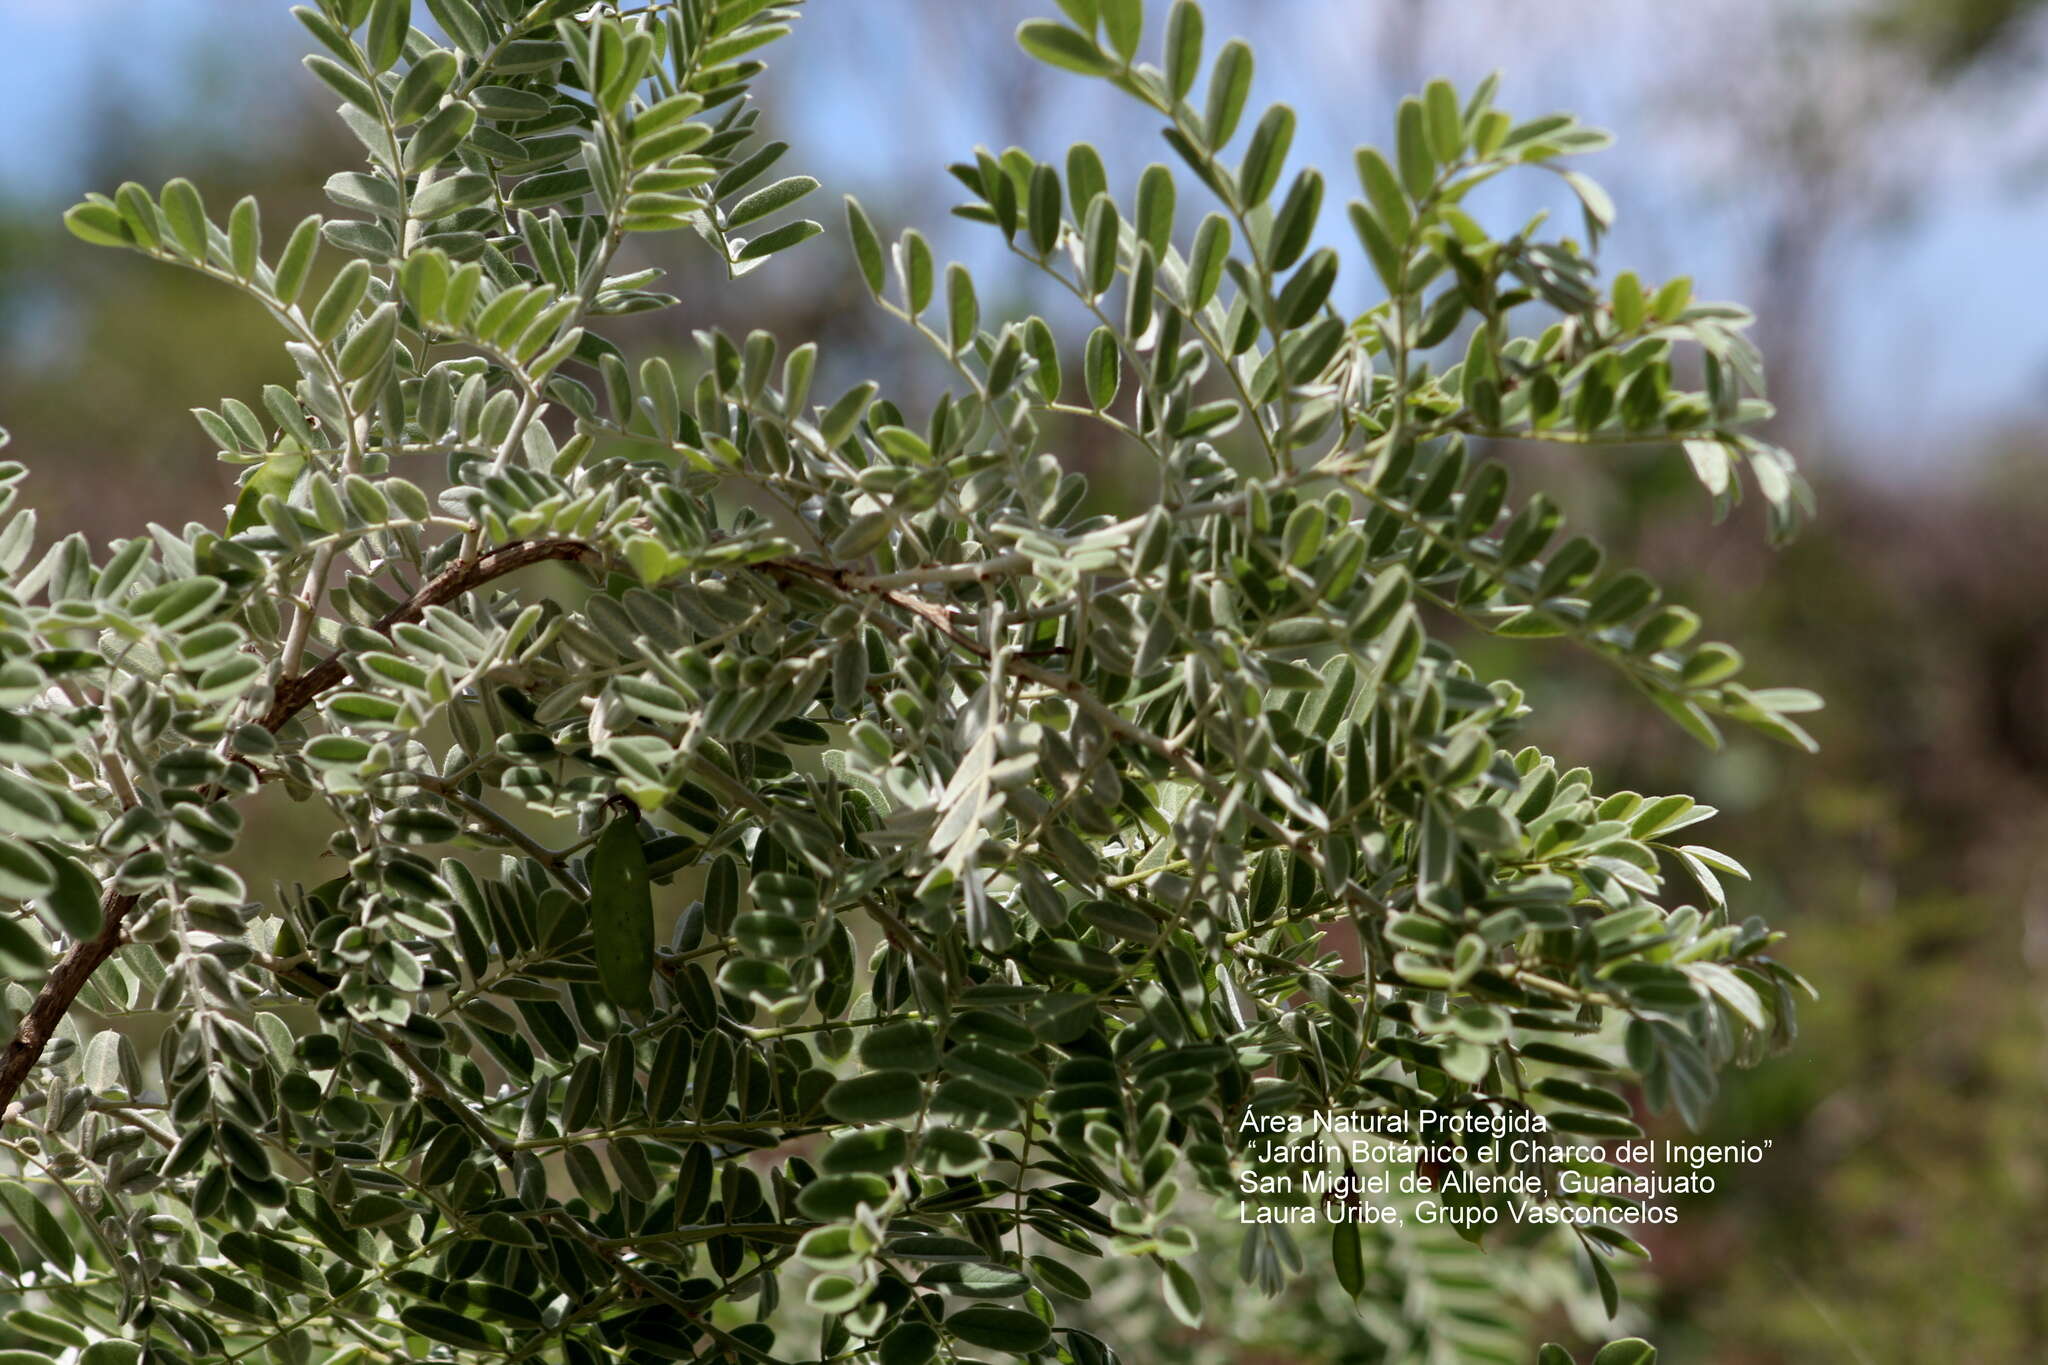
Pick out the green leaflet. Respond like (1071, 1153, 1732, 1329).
(0, 915, 45, 979)
(33, 848, 100, 941)
(227, 451, 306, 535)
(587, 814, 654, 1012)
(946, 1305, 1051, 1354)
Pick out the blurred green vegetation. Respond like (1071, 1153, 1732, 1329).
(2, 2, 2044, 1359)
(1502, 443, 2048, 1361)
(1866, 0, 2044, 71)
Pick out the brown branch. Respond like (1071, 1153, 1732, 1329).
(0, 538, 997, 1116)
(0, 537, 600, 1117)
(256, 538, 599, 730)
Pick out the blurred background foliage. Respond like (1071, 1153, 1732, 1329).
(3, 0, 2046, 1359)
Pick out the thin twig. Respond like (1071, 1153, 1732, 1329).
(0, 538, 601, 1115)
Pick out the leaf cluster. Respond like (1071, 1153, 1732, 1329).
(0, 0, 1814, 1361)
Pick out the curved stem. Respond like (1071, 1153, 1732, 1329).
(0, 537, 602, 1116)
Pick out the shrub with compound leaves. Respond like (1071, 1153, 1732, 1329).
(0, 1, 1816, 1362)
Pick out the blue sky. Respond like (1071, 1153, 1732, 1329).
(3, 0, 2042, 474)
